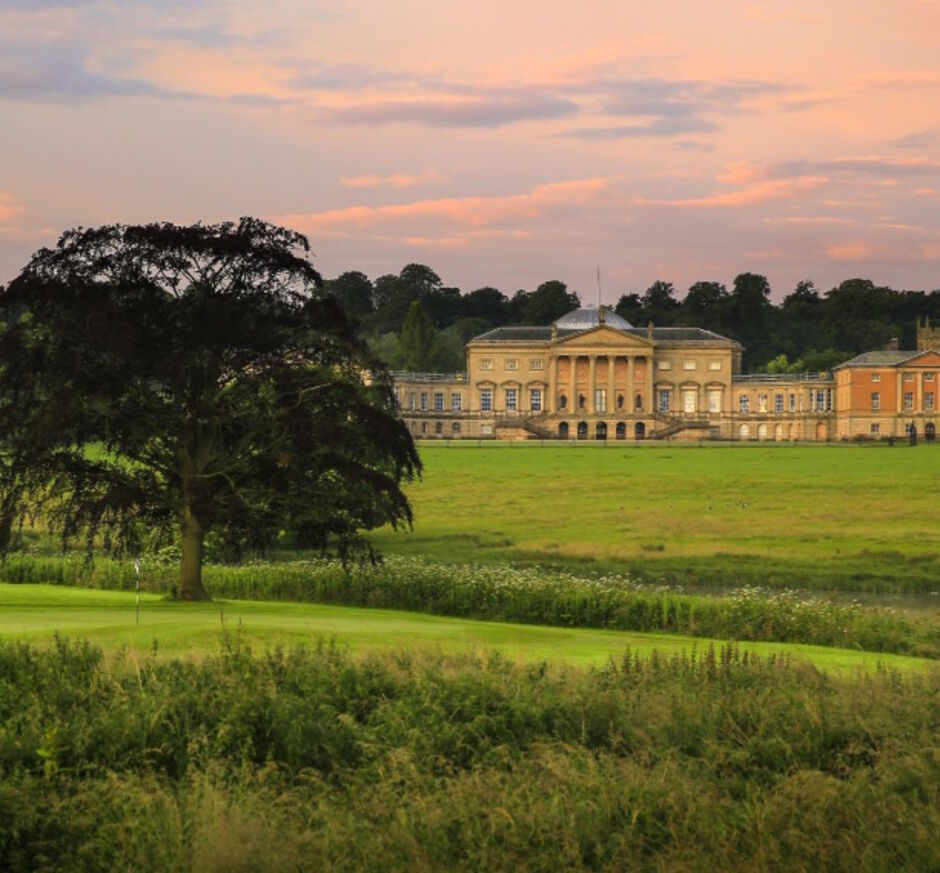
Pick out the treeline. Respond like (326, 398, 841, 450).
(325, 264, 940, 372)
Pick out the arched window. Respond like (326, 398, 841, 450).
(757, 423, 767, 441)
(577, 421, 588, 439)
(634, 421, 646, 440)
(615, 422, 626, 440)
(558, 421, 569, 439)
(596, 422, 607, 440)
(739, 424, 750, 440)
(435, 422, 443, 435)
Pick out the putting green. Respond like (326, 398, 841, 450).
(0, 584, 930, 675)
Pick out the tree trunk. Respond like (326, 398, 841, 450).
(179, 505, 210, 601)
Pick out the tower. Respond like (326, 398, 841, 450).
(917, 317, 940, 351)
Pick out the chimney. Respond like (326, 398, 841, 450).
(886, 337, 899, 351)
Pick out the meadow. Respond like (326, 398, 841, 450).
(370, 442, 940, 593)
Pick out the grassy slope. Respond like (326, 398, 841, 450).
(371, 442, 940, 590)
(0, 583, 929, 674)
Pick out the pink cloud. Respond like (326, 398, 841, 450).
(826, 242, 875, 260)
(339, 169, 447, 189)
(638, 166, 828, 208)
(0, 193, 24, 226)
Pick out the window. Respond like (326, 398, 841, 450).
(871, 423, 880, 435)
(904, 373, 914, 382)
(594, 389, 607, 413)
(658, 390, 671, 412)
(904, 391, 914, 411)
(451, 393, 462, 412)
(658, 360, 672, 370)
(393, 387, 400, 408)
(480, 388, 492, 412)
(409, 392, 416, 410)
(708, 389, 722, 414)
(789, 393, 795, 413)
(683, 389, 696, 413)
(435, 421, 443, 435)
(530, 388, 542, 412)
(505, 359, 518, 371)
(871, 373, 881, 382)
(926, 373, 935, 382)
(708, 360, 722, 371)
(739, 395, 750, 414)
(420, 392, 428, 411)
(421, 422, 427, 434)
(683, 360, 696, 371)
(871, 392, 881, 411)
(816, 389, 826, 410)
(480, 359, 493, 371)
(505, 388, 517, 412)
(774, 394, 784, 414)
(529, 359, 543, 370)
(758, 394, 768, 413)
(452, 422, 461, 433)
(434, 392, 444, 412)
(926, 391, 935, 411)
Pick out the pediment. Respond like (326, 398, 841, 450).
(553, 325, 652, 350)
(903, 350, 940, 367)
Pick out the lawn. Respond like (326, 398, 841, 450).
(371, 442, 940, 592)
(0, 583, 929, 675)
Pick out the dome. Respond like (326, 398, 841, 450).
(555, 306, 632, 330)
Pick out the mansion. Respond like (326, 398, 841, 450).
(392, 310, 940, 442)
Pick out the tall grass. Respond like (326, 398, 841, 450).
(0, 637, 937, 871)
(3, 552, 937, 657)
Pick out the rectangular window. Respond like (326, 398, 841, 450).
(774, 394, 784, 414)
(708, 389, 722, 414)
(871, 373, 881, 382)
(758, 393, 768, 413)
(826, 389, 833, 411)
(658, 360, 671, 370)
(683, 389, 696, 413)
(904, 391, 914, 411)
(530, 388, 542, 412)
(925, 373, 935, 382)
(505, 388, 517, 412)
(658, 390, 671, 412)
(421, 422, 427, 434)
(816, 389, 826, 410)
(451, 393, 462, 412)
(480, 388, 492, 412)
(434, 392, 444, 412)
(393, 387, 400, 408)
(708, 360, 722, 371)
(480, 359, 493, 371)
(925, 391, 935, 411)
(683, 360, 696, 371)
(789, 393, 795, 413)
(529, 359, 543, 370)
(739, 395, 750, 414)
(904, 373, 914, 382)
(871, 392, 881, 411)
(871, 423, 880, 435)
(409, 392, 416, 410)
(505, 359, 518, 371)
(595, 389, 607, 413)
(420, 392, 428, 411)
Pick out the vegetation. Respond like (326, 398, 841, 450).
(0, 637, 936, 871)
(0, 220, 419, 601)
(3, 554, 936, 658)
(326, 263, 939, 372)
(370, 443, 940, 594)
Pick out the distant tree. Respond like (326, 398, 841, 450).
(398, 263, 442, 298)
(642, 280, 680, 325)
(727, 272, 774, 368)
(327, 270, 374, 318)
(400, 300, 436, 371)
(0, 220, 420, 601)
(519, 280, 580, 325)
(462, 286, 509, 325)
(614, 292, 644, 325)
(682, 281, 728, 332)
(372, 274, 402, 310)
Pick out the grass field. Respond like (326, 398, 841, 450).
(371, 442, 940, 592)
(0, 583, 930, 675)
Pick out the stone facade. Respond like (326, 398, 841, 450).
(392, 307, 939, 442)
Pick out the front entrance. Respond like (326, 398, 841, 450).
(926, 422, 936, 442)
(595, 422, 607, 440)
(635, 421, 646, 440)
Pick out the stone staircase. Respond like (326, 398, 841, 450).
(651, 412, 711, 440)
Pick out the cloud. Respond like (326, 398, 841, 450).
(887, 129, 937, 150)
(273, 178, 612, 237)
(339, 170, 447, 189)
(0, 193, 24, 226)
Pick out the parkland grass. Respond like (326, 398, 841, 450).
(370, 443, 940, 593)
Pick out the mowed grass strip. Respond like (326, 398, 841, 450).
(370, 443, 940, 591)
(0, 584, 930, 675)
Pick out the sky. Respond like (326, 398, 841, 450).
(1, 0, 939, 303)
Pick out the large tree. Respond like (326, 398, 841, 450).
(0, 219, 420, 600)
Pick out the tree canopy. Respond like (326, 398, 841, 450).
(0, 219, 420, 600)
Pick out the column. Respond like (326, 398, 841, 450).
(570, 355, 577, 413)
(588, 355, 597, 412)
(917, 373, 923, 413)
(549, 356, 557, 413)
(645, 356, 653, 413)
(627, 356, 635, 411)
(607, 355, 615, 414)
(896, 371, 903, 413)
